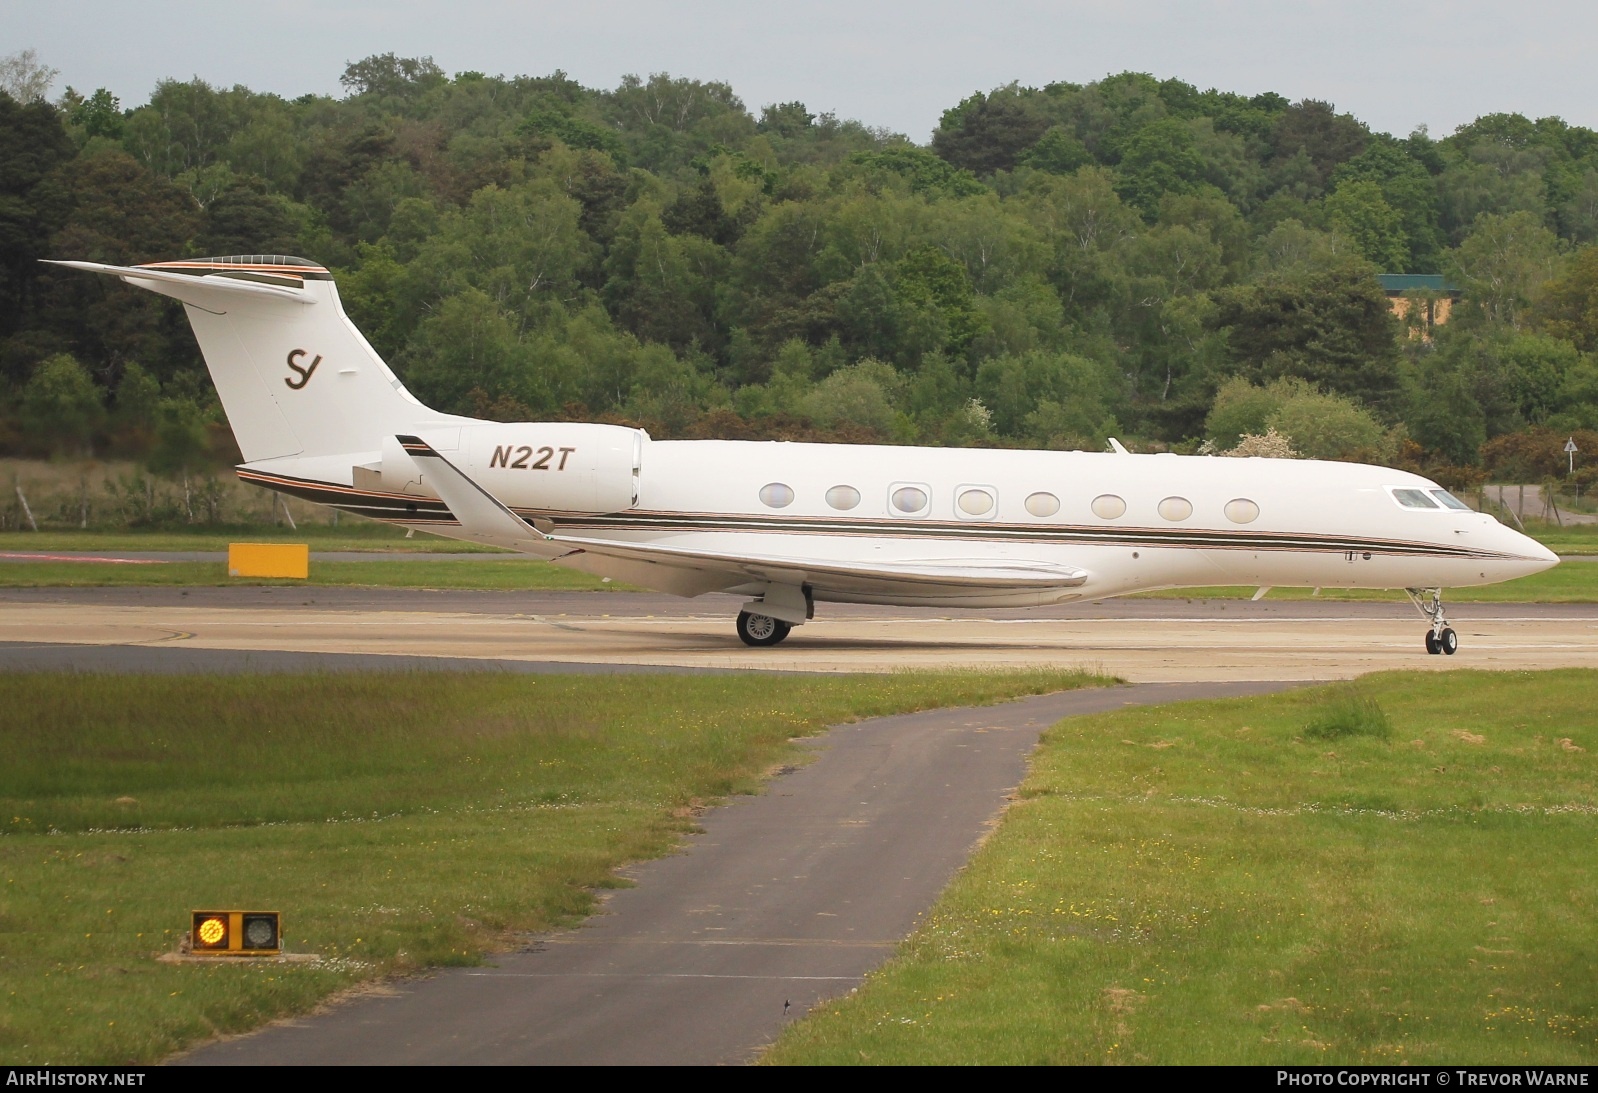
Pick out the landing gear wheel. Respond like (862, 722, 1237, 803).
(736, 611, 791, 647)
(1407, 588, 1459, 658)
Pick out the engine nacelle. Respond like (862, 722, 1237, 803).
(367, 422, 643, 514)
(460, 422, 642, 514)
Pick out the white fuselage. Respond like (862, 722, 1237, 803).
(316, 433, 1554, 608)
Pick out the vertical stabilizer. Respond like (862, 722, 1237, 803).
(50, 256, 463, 463)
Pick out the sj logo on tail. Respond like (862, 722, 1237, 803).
(285, 348, 322, 390)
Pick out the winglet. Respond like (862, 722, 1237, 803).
(396, 434, 557, 552)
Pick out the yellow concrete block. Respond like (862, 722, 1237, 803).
(228, 543, 309, 579)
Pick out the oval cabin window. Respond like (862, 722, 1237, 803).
(1091, 494, 1126, 520)
(957, 488, 994, 516)
(1024, 492, 1060, 518)
(758, 483, 794, 509)
(891, 486, 928, 513)
(1158, 496, 1193, 522)
(825, 485, 861, 511)
(1224, 498, 1260, 524)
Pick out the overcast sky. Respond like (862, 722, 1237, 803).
(5, 1, 1594, 141)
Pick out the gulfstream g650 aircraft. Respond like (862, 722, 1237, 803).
(58, 255, 1557, 651)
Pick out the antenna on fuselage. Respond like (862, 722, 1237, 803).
(1107, 438, 1130, 455)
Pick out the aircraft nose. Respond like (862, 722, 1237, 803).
(1505, 526, 1559, 570)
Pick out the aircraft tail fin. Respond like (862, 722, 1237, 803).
(50, 256, 461, 463)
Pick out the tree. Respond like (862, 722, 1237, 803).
(1537, 244, 1598, 349)
(931, 86, 1050, 176)
(19, 353, 103, 455)
(1205, 376, 1392, 461)
(1449, 210, 1563, 330)
(1113, 118, 1207, 217)
(1268, 100, 1367, 196)
(0, 91, 74, 335)
(893, 244, 988, 360)
(1324, 180, 1408, 270)
(41, 150, 202, 377)
(0, 49, 57, 103)
(68, 88, 124, 140)
(1211, 262, 1403, 410)
(197, 178, 305, 256)
(340, 54, 446, 102)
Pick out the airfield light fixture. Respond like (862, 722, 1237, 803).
(190, 910, 282, 956)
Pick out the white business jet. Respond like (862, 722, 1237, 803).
(56, 255, 1557, 653)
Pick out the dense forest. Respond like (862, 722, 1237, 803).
(3, 50, 1598, 499)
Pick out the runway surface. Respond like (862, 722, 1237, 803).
(180, 680, 1296, 1066)
(3, 587, 1596, 682)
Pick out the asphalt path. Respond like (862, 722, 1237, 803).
(179, 678, 1298, 1066)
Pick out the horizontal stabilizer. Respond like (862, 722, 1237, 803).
(45, 260, 314, 304)
(548, 533, 1088, 591)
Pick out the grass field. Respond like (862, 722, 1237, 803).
(0, 668, 1107, 1064)
(1135, 563, 1594, 603)
(765, 671, 1598, 1066)
(0, 524, 502, 553)
(0, 559, 619, 591)
(1532, 524, 1598, 555)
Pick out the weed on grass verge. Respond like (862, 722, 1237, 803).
(0, 667, 1109, 1063)
(1302, 686, 1393, 742)
(765, 670, 1598, 1066)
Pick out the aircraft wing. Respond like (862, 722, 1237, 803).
(394, 434, 570, 557)
(547, 532, 1088, 591)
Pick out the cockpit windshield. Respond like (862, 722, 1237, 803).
(1390, 486, 1472, 511)
(1392, 488, 1439, 509)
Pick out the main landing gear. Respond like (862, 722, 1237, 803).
(1405, 587, 1458, 656)
(736, 610, 792, 647)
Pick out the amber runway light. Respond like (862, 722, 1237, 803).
(190, 910, 282, 956)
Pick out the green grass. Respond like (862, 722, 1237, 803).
(1135, 563, 1595, 603)
(765, 670, 1598, 1066)
(1527, 522, 1598, 555)
(0, 525, 505, 553)
(0, 668, 1110, 1064)
(0, 560, 620, 591)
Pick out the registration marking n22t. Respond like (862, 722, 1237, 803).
(490, 445, 576, 470)
(285, 349, 322, 390)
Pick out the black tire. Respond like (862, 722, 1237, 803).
(1439, 627, 1458, 655)
(1425, 631, 1441, 655)
(736, 611, 791, 647)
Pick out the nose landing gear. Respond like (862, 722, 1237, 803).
(1406, 587, 1457, 655)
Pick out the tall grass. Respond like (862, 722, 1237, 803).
(1302, 686, 1393, 741)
